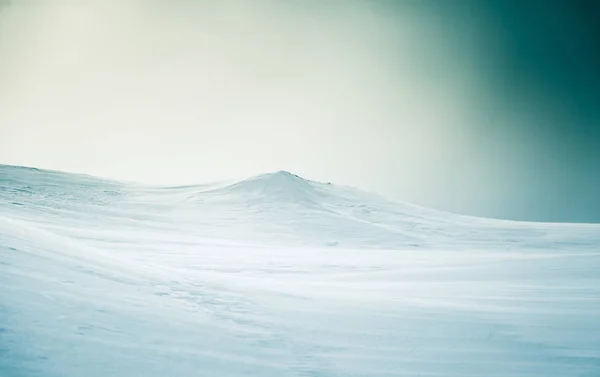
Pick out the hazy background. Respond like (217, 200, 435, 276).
(1, 0, 599, 223)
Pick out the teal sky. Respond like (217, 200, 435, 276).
(1, 1, 598, 223)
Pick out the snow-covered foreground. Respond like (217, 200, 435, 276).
(1, 164, 599, 376)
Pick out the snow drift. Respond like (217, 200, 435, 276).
(1, 164, 599, 377)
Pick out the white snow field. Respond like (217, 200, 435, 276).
(1, 164, 599, 377)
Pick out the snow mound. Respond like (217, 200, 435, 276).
(2, 164, 600, 250)
(215, 170, 318, 203)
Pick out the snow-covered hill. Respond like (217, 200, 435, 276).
(1, 164, 599, 376)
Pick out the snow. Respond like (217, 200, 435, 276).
(1, 164, 599, 376)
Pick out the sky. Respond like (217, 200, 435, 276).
(1, 0, 599, 223)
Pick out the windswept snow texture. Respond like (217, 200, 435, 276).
(1, 165, 600, 377)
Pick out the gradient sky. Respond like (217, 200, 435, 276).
(1, 0, 599, 223)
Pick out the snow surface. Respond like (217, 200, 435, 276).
(1, 164, 599, 376)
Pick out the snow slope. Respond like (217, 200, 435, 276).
(1, 164, 599, 376)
